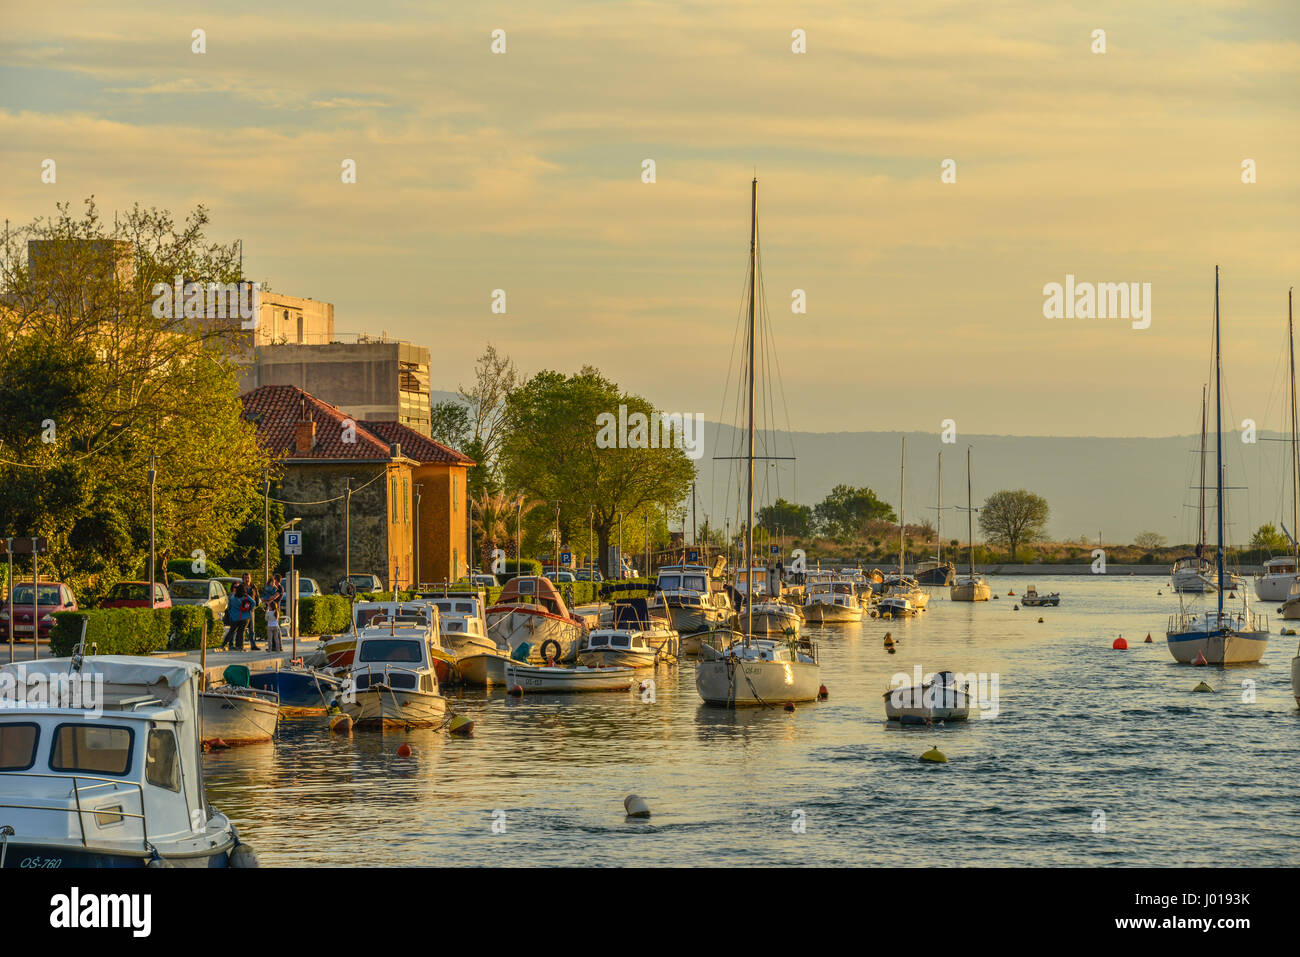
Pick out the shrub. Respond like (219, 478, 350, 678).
(298, 594, 351, 635)
(168, 604, 220, 650)
(500, 558, 542, 579)
(50, 608, 170, 657)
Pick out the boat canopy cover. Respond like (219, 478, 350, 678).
(0, 655, 201, 728)
(613, 598, 653, 629)
(494, 576, 571, 618)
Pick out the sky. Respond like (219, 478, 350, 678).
(2, 0, 1298, 439)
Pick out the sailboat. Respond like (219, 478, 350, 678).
(879, 437, 927, 617)
(915, 451, 956, 585)
(1165, 268, 1270, 665)
(950, 447, 991, 601)
(696, 179, 822, 707)
(1259, 288, 1300, 603)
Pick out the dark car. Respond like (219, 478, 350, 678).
(1, 581, 78, 643)
(100, 581, 172, 609)
(337, 574, 382, 595)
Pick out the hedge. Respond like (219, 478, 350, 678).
(168, 605, 221, 650)
(51, 609, 171, 657)
(166, 557, 229, 581)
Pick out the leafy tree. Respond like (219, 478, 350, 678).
(0, 198, 273, 601)
(978, 490, 1050, 561)
(1134, 530, 1166, 550)
(1250, 523, 1290, 553)
(498, 367, 695, 573)
(429, 400, 472, 451)
(458, 344, 519, 494)
(814, 484, 896, 540)
(756, 498, 814, 538)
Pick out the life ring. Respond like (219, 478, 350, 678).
(540, 639, 562, 663)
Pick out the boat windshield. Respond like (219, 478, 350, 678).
(359, 639, 424, 663)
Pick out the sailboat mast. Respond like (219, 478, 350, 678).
(1199, 386, 1207, 554)
(1289, 287, 1298, 560)
(898, 437, 906, 578)
(967, 447, 975, 577)
(1215, 266, 1224, 621)
(937, 451, 943, 565)
(745, 178, 756, 643)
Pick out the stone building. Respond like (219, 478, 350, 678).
(241, 385, 473, 590)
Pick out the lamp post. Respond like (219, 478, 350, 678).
(263, 470, 270, 585)
(516, 496, 522, 579)
(344, 477, 352, 582)
(588, 507, 594, 578)
(282, 518, 301, 656)
(147, 455, 157, 609)
(618, 511, 623, 579)
(414, 483, 422, 587)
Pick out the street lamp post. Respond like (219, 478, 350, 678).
(147, 455, 157, 610)
(263, 471, 271, 585)
(414, 483, 422, 587)
(344, 478, 352, 583)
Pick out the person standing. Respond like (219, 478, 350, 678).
(223, 573, 260, 651)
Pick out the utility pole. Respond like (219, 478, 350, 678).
(263, 470, 270, 584)
(589, 507, 594, 577)
(553, 501, 561, 578)
(344, 478, 352, 582)
(147, 455, 157, 609)
(414, 483, 422, 587)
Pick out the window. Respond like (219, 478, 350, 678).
(391, 476, 398, 522)
(358, 639, 423, 663)
(403, 477, 410, 524)
(0, 723, 39, 771)
(145, 729, 181, 791)
(50, 724, 133, 776)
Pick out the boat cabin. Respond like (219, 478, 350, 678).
(584, 630, 652, 654)
(353, 601, 438, 633)
(350, 631, 441, 693)
(491, 576, 574, 619)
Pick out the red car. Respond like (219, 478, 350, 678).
(100, 581, 172, 610)
(1, 581, 78, 643)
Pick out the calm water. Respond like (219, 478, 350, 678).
(203, 577, 1300, 866)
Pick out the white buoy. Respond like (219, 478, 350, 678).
(624, 794, 651, 818)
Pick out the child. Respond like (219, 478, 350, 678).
(265, 603, 283, 653)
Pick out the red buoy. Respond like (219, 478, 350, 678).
(1144, 633, 1153, 643)
(783, 701, 795, 712)
(818, 684, 829, 700)
(397, 744, 412, 757)
(508, 684, 524, 697)
(1112, 637, 1128, 650)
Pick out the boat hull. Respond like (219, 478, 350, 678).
(1292, 654, 1300, 708)
(1166, 629, 1269, 664)
(249, 668, 341, 713)
(1255, 574, 1299, 602)
(915, 565, 955, 586)
(342, 687, 447, 728)
(950, 581, 991, 602)
(884, 683, 971, 723)
(0, 840, 236, 869)
(200, 691, 279, 746)
(801, 601, 862, 623)
(486, 608, 585, 661)
(1020, 596, 1058, 607)
(878, 598, 916, 617)
(578, 648, 658, 669)
(456, 651, 511, 686)
(695, 658, 821, 706)
(504, 662, 635, 692)
(664, 603, 728, 635)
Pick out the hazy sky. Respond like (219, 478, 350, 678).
(3, 1, 1298, 437)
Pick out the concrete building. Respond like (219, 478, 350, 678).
(241, 384, 472, 590)
(243, 338, 432, 436)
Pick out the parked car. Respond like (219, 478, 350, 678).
(470, 573, 499, 588)
(100, 581, 172, 609)
(337, 574, 382, 595)
(298, 577, 322, 597)
(215, 576, 243, 596)
(574, 569, 603, 582)
(0, 581, 77, 643)
(541, 568, 577, 583)
(169, 578, 228, 619)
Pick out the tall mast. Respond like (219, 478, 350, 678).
(1198, 386, 1207, 555)
(967, 447, 975, 577)
(1290, 287, 1298, 559)
(1215, 266, 1224, 621)
(898, 437, 906, 578)
(744, 178, 756, 643)
(937, 452, 943, 565)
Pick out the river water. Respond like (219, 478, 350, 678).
(202, 576, 1300, 866)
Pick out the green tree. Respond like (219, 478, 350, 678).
(757, 498, 814, 538)
(814, 485, 896, 540)
(1134, 530, 1166, 551)
(498, 367, 695, 574)
(0, 198, 273, 600)
(429, 400, 472, 451)
(978, 490, 1050, 561)
(1250, 523, 1290, 553)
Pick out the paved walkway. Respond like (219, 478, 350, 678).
(4, 637, 325, 684)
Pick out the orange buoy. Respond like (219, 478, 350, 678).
(783, 701, 795, 712)
(1144, 633, 1153, 643)
(397, 743, 412, 757)
(818, 684, 829, 700)
(1008, 589, 1015, 596)
(1193, 651, 1208, 666)
(508, 684, 524, 697)
(1112, 637, 1128, 650)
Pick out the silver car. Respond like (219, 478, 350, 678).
(168, 578, 228, 618)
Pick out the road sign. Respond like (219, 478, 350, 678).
(560, 551, 572, 565)
(687, 550, 700, 562)
(283, 530, 302, 556)
(770, 545, 780, 554)
(1, 538, 47, 555)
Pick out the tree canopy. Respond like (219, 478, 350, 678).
(813, 484, 896, 541)
(978, 489, 1050, 560)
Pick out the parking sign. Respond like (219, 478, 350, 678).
(284, 531, 302, 555)
(560, 551, 571, 565)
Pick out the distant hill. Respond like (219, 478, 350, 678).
(695, 425, 1296, 546)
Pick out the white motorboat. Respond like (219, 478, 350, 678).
(200, 684, 280, 747)
(884, 670, 971, 723)
(339, 608, 448, 729)
(878, 594, 917, 618)
(801, 580, 863, 623)
(456, 649, 512, 687)
(504, 661, 635, 692)
(648, 565, 733, 635)
(428, 593, 496, 655)
(0, 654, 257, 868)
(578, 629, 664, 668)
(695, 179, 821, 708)
(1171, 555, 1241, 595)
(739, 599, 804, 635)
(1256, 556, 1300, 602)
(1020, 585, 1060, 607)
(486, 576, 587, 662)
(1165, 268, 1270, 666)
(950, 448, 991, 602)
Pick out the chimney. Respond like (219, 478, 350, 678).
(295, 394, 316, 453)
(390, 442, 402, 460)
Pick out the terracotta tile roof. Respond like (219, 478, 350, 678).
(240, 385, 474, 465)
(364, 420, 476, 466)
